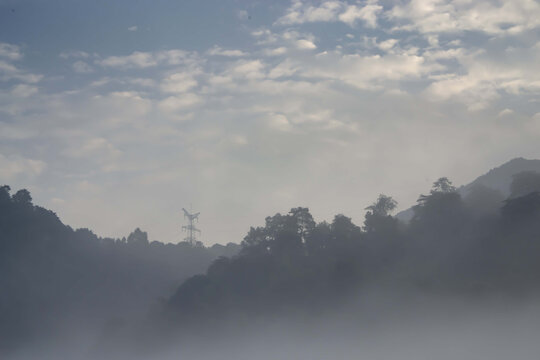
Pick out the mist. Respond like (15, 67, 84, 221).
(9, 292, 540, 360)
(3, 165, 540, 359)
(2, 0, 540, 358)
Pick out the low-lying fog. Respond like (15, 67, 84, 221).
(9, 291, 540, 360)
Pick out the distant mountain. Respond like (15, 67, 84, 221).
(459, 157, 540, 196)
(396, 157, 540, 222)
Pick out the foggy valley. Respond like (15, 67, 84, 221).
(2, 0, 540, 359)
(3, 158, 540, 359)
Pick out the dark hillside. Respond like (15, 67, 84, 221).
(0, 185, 239, 352)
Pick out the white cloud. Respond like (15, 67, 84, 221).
(59, 50, 90, 59)
(99, 51, 157, 68)
(389, 0, 540, 35)
(426, 72, 500, 111)
(296, 39, 317, 50)
(128, 26, 138, 32)
(498, 108, 514, 117)
(268, 59, 299, 79)
(158, 93, 202, 114)
(299, 51, 438, 89)
(11, 84, 38, 97)
(0, 43, 23, 60)
(4, 2, 540, 245)
(237, 10, 249, 20)
(277, 0, 342, 25)
(229, 60, 266, 80)
(277, 0, 382, 28)
(267, 113, 293, 132)
(0, 154, 46, 179)
(338, 2, 382, 27)
(72, 60, 94, 73)
(207, 46, 247, 57)
(425, 48, 540, 110)
(229, 134, 248, 146)
(65, 137, 122, 172)
(160, 71, 199, 93)
(264, 47, 288, 56)
(0, 59, 42, 83)
(89, 77, 112, 87)
(98, 50, 196, 69)
(281, 30, 318, 51)
(88, 91, 153, 127)
(377, 39, 399, 52)
(127, 78, 156, 87)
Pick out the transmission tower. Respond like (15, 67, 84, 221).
(182, 207, 200, 245)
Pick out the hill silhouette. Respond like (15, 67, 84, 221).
(161, 171, 540, 335)
(3, 158, 540, 357)
(0, 185, 239, 353)
(396, 157, 540, 222)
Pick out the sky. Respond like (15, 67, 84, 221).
(1, 0, 540, 244)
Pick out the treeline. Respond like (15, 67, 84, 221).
(3, 169, 540, 354)
(0, 186, 239, 352)
(166, 172, 540, 325)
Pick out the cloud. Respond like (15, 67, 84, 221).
(87, 91, 153, 128)
(276, 0, 382, 28)
(277, 0, 342, 25)
(237, 10, 249, 20)
(207, 46, 248, 57)
(498, 108, 514, 117)
(267, 113, 293, 132)
(296, 39, 317, 50)
(158, 93, 202, 114)
(338, 2, 382, 27)
(3, 1, 540, 246)
(0, 153, 46, 179)
(264, 47, 288, 56)
(0, 45, 42, 83)
(72, 60, 94, 73)
(260, 29, 318, 51)
(0, 43, 23, 60)
(229, 59, 266, 80)
(99, 51, 157, 68)
(68, 137, 122, 159)
(229, 134, 248, 146)
(128, 26, 138, 32)
(65, 137, 122, 172)
(160, 72, 198, 93)
(11, 84, 38, 97)
(297, 51, 438, 90)
(127, 78, 156, 87)
(98, 50, 197, 69)
(377, 39, 399, 52)
(389, 0, 540, 35)
(424, 46, 540, 110)
(59, 50, 90, 59)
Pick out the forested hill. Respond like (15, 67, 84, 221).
(460, 157, 540, 196)
(0, 185, 239, 352)
(3, 165, 540, 356)
(396, 157, 540, 222)
(164, 173, 540, 330)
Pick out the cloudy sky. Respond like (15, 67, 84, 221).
(1, 0, 540, 244)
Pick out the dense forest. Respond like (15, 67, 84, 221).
(0, 185, 239, 353)
(160, 171, 540, 335)
(2, 160, 540, 358)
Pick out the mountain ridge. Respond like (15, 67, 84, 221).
(396, 157, 540, 222)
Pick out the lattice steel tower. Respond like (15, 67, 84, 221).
(182, 207, 200, 245)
